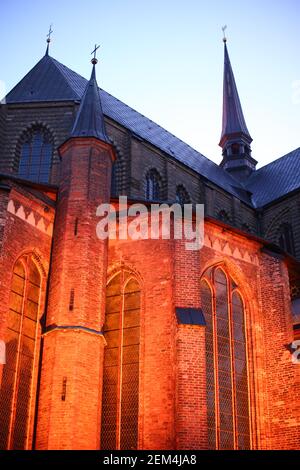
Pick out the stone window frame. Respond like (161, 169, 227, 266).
(144, 168, 162, 201)
(15, 124, 54, 183)
(0, 253, 45, 450)
(175, 184, 191, 205)
(200, 265, 252, 450)
(101, 269, 141, 450)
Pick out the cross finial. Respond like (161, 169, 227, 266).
(222, 25, 227, 43)
(91, 44, 100, 65)
(45, 24, 53, 56)
(47, 24, 53, 43)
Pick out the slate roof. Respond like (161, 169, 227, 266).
(245, 148, 300, 207)
(220, 43, 252, 144)
(4, 53, 300, 208)
(70, 63, 109, 143)
(4, 54, 253, 204)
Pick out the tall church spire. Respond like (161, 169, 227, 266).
(219, 36, 257, 181)
(71, 46, 109, 143)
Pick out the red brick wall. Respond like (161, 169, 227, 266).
(1, 178, 299, 449)
(36, 138, 114, 449)
(0, 184, 53, 447)
(258, 253, 300, 449)
(104, 218, 300, 450)
(108, 235, 177, 450)
(174, 238, 207, 449)
(176, 325, 207, 449)
(35, 329, 105, 449)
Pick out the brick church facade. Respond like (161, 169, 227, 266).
(0, 36, 299, 450)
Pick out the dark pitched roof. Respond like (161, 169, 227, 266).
(4, 54, 299, 208)
(70, 63, 109, 143)
(6, 55, 80, 102)
(245, 147, 300, 207)
(220, 43, 252, 145)
(5, 54, 253, 204)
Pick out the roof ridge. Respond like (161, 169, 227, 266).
(48, 56, 82, 100)
(33, 56, 246, 192)
(252, 147, 300, 173)
(98, 81, 246, 189)
(5, 54, 251, 202)
(49, 58, 242, 178)
(5, 55, 46, 101)
(100, 86, 211, 157)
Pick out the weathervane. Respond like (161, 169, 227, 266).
(45, 24, 53, 56)
(91, 44, 100, 65)
(222, 25, 227, 43)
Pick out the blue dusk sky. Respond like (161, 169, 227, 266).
(0, 0, 299, 168)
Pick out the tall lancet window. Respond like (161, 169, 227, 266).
(101, 270, 140, 450)
(201, 266, 251, 450)
(145, 169, 161, 200)
(175, 185, 191, 205)
(278, 223, 295, 256)
(18, 125, 53, 183)
(0, 255, 41, 450)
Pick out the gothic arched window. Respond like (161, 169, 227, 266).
(0, 255, 42, 450)
(175, 185, 191, 205)
(218, 210, 231, 224)
(278, 223, 295, 256)
(101, 270, 140, 450)
(111, 151, 125, 197)
(18, 126, 53, 183)
(201, 266, 251, 450)
(241, 223, 252, 233)
(145, 169, 161, 201)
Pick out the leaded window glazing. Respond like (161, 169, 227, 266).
(201, 266, 251, 450)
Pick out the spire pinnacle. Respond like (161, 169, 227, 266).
(222, 25, 227, 43)
(45, 24, 53, 56)
(90, 44, 100, 80)
(70, 45, 109, 143)
(91, 44, 100, 65)
(220, 39, 252, 146)
(219, 37, 257, 180)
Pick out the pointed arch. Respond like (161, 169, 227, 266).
(200, 262, 251, 449)
(15, 123, 54, 183)
(0, 252, 45, 449)
(144, 168, 162, 201)
(101, 267, 141, 450)
(175, 184, 191, 205)
(264, 208, 290, 241)
(277, 222, 295, 255)
(109, 137, 127, 196)
(217, 210, 231, 224)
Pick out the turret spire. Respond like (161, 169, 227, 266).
(70, 45, 109, 143)
(219, 33, 257, 180)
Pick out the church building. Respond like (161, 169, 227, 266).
(0, 33, 299, 450)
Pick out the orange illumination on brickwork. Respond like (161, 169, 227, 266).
(0, 255, 41, 450)
(101, 270, 140, 450)
(201, 265, 251, 450)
